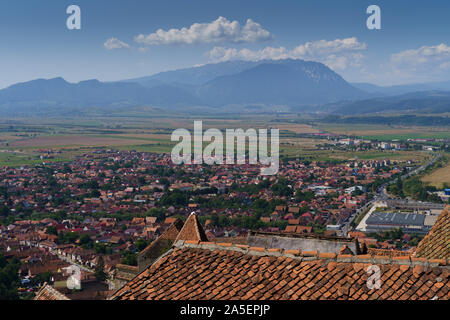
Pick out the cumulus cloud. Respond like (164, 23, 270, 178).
(391, 43, 450, 66)
(104, 38, 130, 50)
(134, 16, 271, 45)
(207, 37, 367, 71)
(387, 43, 450, 82)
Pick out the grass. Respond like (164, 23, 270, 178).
(361, 132, 450, 141)
(318, 123, 450, 140)
(352, 206, 371, 227)
(117, 143, 175, 153)
(421, 156, 450, 189)
(0, 152, 71, 167)
(280, 145, 428, 162)
(0, 116, 439, 166)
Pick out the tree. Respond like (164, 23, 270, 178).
(0, 186, 7, 198)
(295, 190, 315, 202)
(138, 176, 146, 186)
(93, 243, 106, 254)
(121, 252, 137, 266)
(271, 178, 293, 197)
(58, 231, 79, 244)
(30, 271, 53, 287)
(0, 254, 20, 300)
(136, 239, 148, 252)
(146, 207, 166, 222)
(0, 206, 9, 218)
(79, 234, 93, 249)
(94, 256, 107, 282)
(62, 164, 72, 174)
(45, 226, 57, 236)
(160, 190, 188, 206)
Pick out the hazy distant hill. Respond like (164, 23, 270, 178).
(351, 81, 450, 96)
(197, 60, 366, 106)
(127, 59, 366, 106)
(1, 59, 450, 116)
(124, 60, 261, 87)
(0, 77, 201, 115)
(0, 59, 368, 114)
(330, 90, 450, 115)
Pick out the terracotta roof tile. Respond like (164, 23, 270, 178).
(34, 283, 70, 300)
(285, 249, 300, 256)
(301, 251, 318, 257)
(112, 242, 450, 300)
(319, 253, 336, 259)
(217, 242, 233, 247)
(249, 247, 266, 252)
(415, 208, 449, 260)
(175, 212, 209, 242)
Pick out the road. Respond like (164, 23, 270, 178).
(57, 254, 94, 273)
(338, 152, 442, 237)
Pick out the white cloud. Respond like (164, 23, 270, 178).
(207, 37, 366, 71)
(438, 61, 450, 70)
(104, 38, 130, 50)
(387, 43, 450, 83)
(134, 16, 271, 45)
(391, 43, 450, 66)
(136, 47, 149, 53)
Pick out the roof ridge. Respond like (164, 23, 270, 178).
(249, 230, 356, 242)
(138, 218, 183, 257)
(34, 283, 70, 300)
(115, 263, 139, 271)
(414, 207, 449, 260)
(174, 240, 449, 268)
(192, 212, 201, 241)
(174, 212, 208, 242)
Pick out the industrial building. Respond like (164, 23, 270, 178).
(365, 211, 437, 234)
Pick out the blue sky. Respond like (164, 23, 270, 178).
(1, 0, 450, 88)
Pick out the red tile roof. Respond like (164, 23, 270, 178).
(34, 283, 70, 300)
(112, 241, 449, 300)
(415, 207, 449, 260)
(368, 248, 412, 257)
(174, 212, 208, 242)
(137, 218, 184, 272)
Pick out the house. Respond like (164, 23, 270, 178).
(260, 217, 271, 223)
(114, 213, 207, 288)
(145, 217, 157, 225)
(288, 218, 300, 225)
(295, 226, 312, 234)
(34, 283, 70, 300)
(275, 206, 286, 213)
(284, 225, 297, 233)
(131, 217, 145, 225)
(112, 240, 448, 300)
(164, 217, 178, 225)
(109, 236, 124, 245)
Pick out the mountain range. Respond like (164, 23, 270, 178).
(351, 81, 450, 96)
(1, 59, 450, 116)
(326, 90, 450, 115)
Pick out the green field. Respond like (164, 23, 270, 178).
(0, 116, 443, 167)
(317, 123, 450, 140)
(362, 132, 450, 141)
(0, 152, 71, 167)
